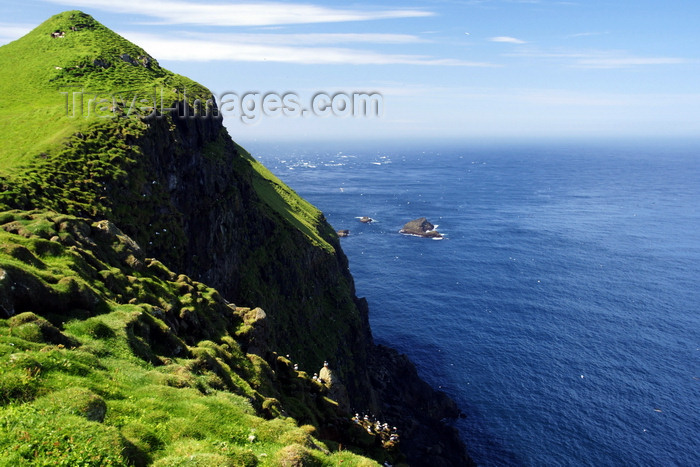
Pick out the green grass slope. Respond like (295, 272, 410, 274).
(0, 210, 388, 466)
(0, 10, 208, 171)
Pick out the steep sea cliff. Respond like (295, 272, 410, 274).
(0, 11, 470, 465)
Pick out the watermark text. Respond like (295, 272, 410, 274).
(59, 87, 383, 124)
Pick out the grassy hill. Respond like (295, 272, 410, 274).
(0, 11, 400, 466)
(0, 10, 209, 171)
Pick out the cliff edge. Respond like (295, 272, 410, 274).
(0, 11, 472, 466)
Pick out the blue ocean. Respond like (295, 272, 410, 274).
(251, 141, 700, 466)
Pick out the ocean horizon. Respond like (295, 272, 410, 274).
(252, 141, 700, 466)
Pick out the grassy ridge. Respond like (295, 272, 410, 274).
(238, 149, 336, 254)
(0, 210, 384, 466)
(0, 10, 208, 171)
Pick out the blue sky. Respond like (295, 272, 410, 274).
(2, 0, 699, 145)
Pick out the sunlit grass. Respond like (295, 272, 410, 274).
(0, 210, 383, 466)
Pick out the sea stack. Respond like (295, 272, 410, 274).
(400, 217, 443, 238)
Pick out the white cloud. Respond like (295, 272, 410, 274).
(566, 31, 609, 38)
(120, 31, 496, 66)
(506, 48, 691, 69)
(379, 85, 700, 108)
(45, 0, 434, 26)
(489, 36, 527, 44)
(573, 57, 689, 69)
(174, 32, 429, 46)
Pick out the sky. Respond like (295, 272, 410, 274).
(1, 0, 699, 145)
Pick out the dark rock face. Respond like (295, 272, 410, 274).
(120, 108, 378, 410)
(400, 217, 443, 238)
(92, 58, 110, 68)
(370, 345, 474, 466)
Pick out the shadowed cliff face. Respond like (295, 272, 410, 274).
(111, 107, 378, 410)
(123, 108, 472, 465)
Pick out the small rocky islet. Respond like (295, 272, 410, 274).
(399, 217, 443, 238)
(337, 216, 443, 239)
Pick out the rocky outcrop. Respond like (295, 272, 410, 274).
(400, 217, 443, 238)
(369, 345, 473, 466)
(318, 363, 351, 413)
